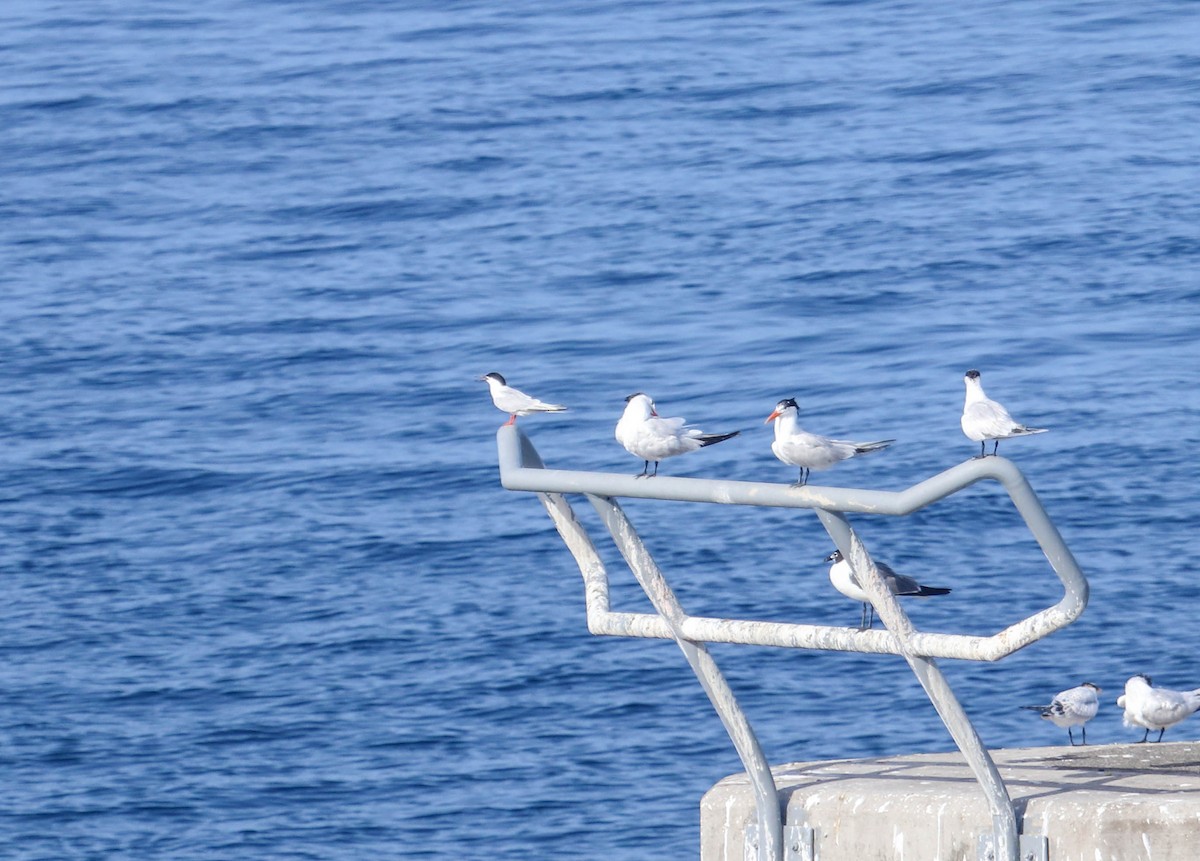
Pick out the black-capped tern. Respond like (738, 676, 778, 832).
(479, 372, 567, 426)
(960, 369, 1047, 458)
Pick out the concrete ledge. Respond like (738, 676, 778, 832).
(701, 742, 1200, 861)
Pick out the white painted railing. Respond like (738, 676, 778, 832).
(495, 425, 1087, 861)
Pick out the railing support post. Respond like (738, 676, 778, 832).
(588, 493, 784, 861)
(816, 512, 1019, 861)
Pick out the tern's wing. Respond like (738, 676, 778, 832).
(527, 397, 567, 412)
(964, 399, 1018, 437)
(1057, 685, 1098, 708)
(1146, 689, 1198, 724)
(647, 414, 686, 431)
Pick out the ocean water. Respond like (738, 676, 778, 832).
(3, 0, 1200, 857)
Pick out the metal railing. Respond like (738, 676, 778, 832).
(495, 425, 1087, 861)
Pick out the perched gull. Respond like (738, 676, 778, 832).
(766, 398, 893, 486)
(960, 369, 1047, 458)
(1021, 682, 1101, 746)
(824, 549, 950, 630)
(479, 372, 567, 426)
(615, 392, 739, 477)
(1116, 674, 1200, 743)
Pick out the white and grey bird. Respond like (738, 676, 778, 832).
(1116, 674, 1200, 743)
(960, 369, 1047, 458)
(766, 398, 893, 486)
(1021, 682, 1101, 746)
(479, 372, 567, 426)
(615, 392, 739, 477)
(824, 549, 950, 630)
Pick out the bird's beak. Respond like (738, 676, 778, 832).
(764, 410, 780, 424)
(651, 409, 658, 416)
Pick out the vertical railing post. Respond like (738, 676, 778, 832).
(815, 512, 1019, 861)
(588, 493, 784, 861)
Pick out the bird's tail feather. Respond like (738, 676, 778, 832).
(697, 430, 740, 447)
(1012, 426, 1047, 435)
(915, 585, 951, 597)
(854, 439, 895, 454)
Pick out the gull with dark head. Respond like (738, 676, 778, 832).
(960, 369, 1047, 458)
(615, 393, 739, 477)
(479, 372, 567, 426)
(824, 549, 950, 630)
(1021, 682, 1101, 746)
(766, 398, 893, 487)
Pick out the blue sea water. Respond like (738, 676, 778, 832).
(3, 0, 1200, 857)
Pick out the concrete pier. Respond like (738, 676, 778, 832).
(702, 742, 1200, 861)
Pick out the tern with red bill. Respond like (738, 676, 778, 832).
(765, 398, 893, 486)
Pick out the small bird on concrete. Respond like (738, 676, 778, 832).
(766, 398, 893, 486)
(615, 392, 739, 477)
(960, 369, 1047, 458)
(479, 372, 567, 426)
(824, 549, 950, 630)
(1116, 674, 1200, 743)
(1021, 682, 1101, 746)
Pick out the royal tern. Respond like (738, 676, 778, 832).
(615, 392, 739, 477)
(960, 369, 1047, 458)
(1021, 682, 1101, 746)
(766, 398, 893, 486)
(1116, 674, 1200, 743)
(824, 549, 950, 629)
(479, 372, 567, 426)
